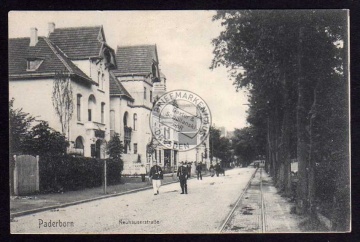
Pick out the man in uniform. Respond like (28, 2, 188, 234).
(149, 160, 163, 195)
(177, 161, 189, 194)
(196, 162, 203, 180)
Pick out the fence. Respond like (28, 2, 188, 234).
(12, 155, 39, 195)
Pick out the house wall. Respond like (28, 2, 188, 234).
(9, 78, 62, 132)
(9, 57, 111, 158)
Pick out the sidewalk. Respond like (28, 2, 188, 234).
(10, 171, 207, 217)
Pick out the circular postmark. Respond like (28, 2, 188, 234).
(149, 90, 212, 151)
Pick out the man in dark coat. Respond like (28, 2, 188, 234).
(187, 161, 192, 178)
(149, 161, 163, 195)
(177, 161, 189, 194)
(196, 162, 203, 180)
(215, 162, 221, 177)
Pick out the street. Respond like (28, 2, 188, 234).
(11, 168, 257, 234)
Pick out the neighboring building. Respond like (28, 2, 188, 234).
(9, 23, 116, 158)
(219, 126, 226, 138)
(226, 131, 234, 139)
(111, 45, 175, 168)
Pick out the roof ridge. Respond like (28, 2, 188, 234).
(117, 44, 156, 49)
(42, 37, 73, 74)
(55, 25, 102, 30)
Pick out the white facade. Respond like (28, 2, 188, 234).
(10, 57, 112, 158)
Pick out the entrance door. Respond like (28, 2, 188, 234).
(164, 149, 171, 168)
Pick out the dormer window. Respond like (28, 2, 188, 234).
(152, 63, 157, 78)
(26, 58, 43, 71)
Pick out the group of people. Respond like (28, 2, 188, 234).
(148, 160, 218, 195)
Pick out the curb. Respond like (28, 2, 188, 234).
(10, 179, 180, 218)
(11, 172, 214, 218)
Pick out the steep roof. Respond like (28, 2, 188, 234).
(48, 26, 104, 59)
(113, 45, 158, 76)
(109, 72, 134, 100)
(9, 37, 95, 84)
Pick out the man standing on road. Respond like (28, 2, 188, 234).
(149, 161, 163, 195)
(177, 161, 189, 194)
(215, 162, 221, 177)
(140, 164, 147, 182)
(196, 162, 203, 180)
(187, 161, 192, 178)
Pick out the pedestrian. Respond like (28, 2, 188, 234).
(149, 161, 163, 195)
(215, 162, 221, 177)
(177, 161, 189, 194)
(140, 164, 146, 182)
(196, 162, 203, 180)
(187, 161, 192, 178)
(209, 163, 215, 177)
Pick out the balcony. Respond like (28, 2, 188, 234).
(84, 121, 105, 131)
(67, 147, 84, 156)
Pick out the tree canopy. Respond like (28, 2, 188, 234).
(211, 10, 349, 230)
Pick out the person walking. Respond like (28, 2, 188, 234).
(177, 161, 189, 194)
(196, 162, 203, 180)
(140, 164, 146, 182)
(209, 163, 215, 177)
(149, 161, 163, 195)
(215, 162, 221, 177)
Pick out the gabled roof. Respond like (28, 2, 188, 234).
(48, 26, 104, 59)
(9, 37, 95, 85)
(109, 71, 134, 101)
(113, 45, 158, 76)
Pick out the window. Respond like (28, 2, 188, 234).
(26, 59, 43, 71)
(77, 94, 82, 121)
(110, 110, 115, 137)
(150, 91, 153, 103)
(88, 109, 92, 121)
(88, 95, 96, 122)
(75, 136, 84, 156)
(101, 102, 105, 123)
(152, 63, 157, 78)
(133, 113, 137, 130)
(134, 143, 138, 154)
(144, 87, 147, 100)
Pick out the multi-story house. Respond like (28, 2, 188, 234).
(110, 45, 179, 169)
(9, 23, 116, 158)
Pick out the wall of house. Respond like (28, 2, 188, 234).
(9, 78, 62, 132)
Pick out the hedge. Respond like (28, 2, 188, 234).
(39, 155, 123, 192)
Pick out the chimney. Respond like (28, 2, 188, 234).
(30, 27, 38, 46)
(48, 22, 55, 35)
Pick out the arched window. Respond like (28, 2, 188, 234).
(123, 111, 129, 127)
(75, 136, 84, 156)
(88, 95, 96, 121)
(133, 113, 137, 130)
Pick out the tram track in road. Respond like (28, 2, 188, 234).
(219, 167, 267, 233)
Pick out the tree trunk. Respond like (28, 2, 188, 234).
(296, 27, 308, 214)
(282, 73, 292, 196)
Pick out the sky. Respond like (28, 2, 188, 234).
(9, 11, 249, 131)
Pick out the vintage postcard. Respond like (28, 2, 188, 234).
(9, 10, 350, 234)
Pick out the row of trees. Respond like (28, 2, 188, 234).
(211, 10, 349, 230)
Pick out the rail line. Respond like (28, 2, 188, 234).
(219, 167, 267, 233)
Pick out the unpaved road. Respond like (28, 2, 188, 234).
(11, 168, 255, 234)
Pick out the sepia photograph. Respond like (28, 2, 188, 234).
(8, 10, 350, 234)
